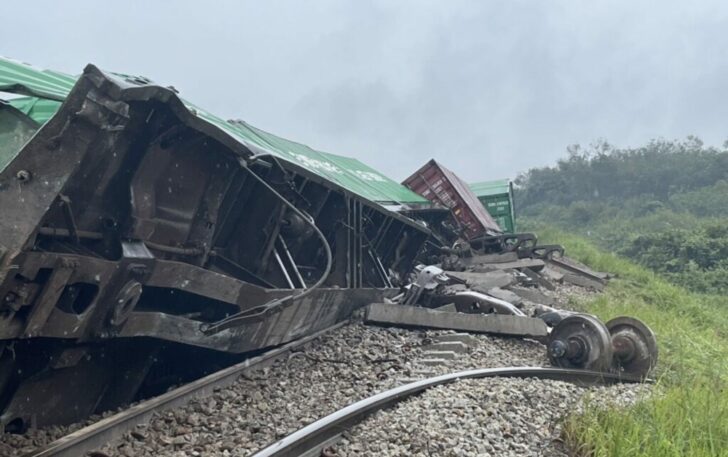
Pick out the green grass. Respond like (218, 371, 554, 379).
(535, 227, 728, 456)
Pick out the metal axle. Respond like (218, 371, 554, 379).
(548, 314, 658, 378)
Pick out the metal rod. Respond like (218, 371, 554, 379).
(58, 195, 79, 244)
(278, 236, 306, 288)
(38, 227, 103, 240)
(274, 247, 295, 289)
(37, 227, 203, 256)
(144, 240, 203, 256)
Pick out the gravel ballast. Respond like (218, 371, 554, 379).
(92, 324, 546, 456)
(333, 377, 649, 457)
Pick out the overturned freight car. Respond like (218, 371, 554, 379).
(402, 159, 543, 258)
(403, 159, 502, 239)
(0, 59, 431, 429)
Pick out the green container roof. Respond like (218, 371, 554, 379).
(0, 58, 76, 101)
(0, 57, 427, 206)
(470, 179, 511, 198)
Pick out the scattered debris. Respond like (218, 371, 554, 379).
(363, 303, 548, 337)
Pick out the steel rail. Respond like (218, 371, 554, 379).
(24, 322, 347, 457)
(252, 367, 648, 457)
(549, 257, 607, 284)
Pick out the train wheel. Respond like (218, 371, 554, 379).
(547, 314, 613, 372)
(606, 316, 658, 378)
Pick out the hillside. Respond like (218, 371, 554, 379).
(516, 140, 728, 455)
(516, 138, 728, 295)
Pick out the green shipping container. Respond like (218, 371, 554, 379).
(0, 57, 428, 207)
(469, 179, 516, 233)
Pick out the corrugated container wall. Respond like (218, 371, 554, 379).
(469, 179, 516, 233)
(402, 160, 502, 239)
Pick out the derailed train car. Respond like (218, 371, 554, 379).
(402, 160, 550, 259)
(0, 59, 431, 429)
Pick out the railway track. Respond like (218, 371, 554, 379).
(13, 320, 649, 457)
(22, 323, 348, 457)
(252, 367, 646, 457)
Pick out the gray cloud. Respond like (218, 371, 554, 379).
(3, 0, 728, 181)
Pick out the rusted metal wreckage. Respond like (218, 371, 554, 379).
(0, 58, 658, 433)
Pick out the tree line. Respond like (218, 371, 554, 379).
(516, 137, 728, 295)
(516, 137, 728, 210)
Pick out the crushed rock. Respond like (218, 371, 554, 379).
(95, 324, 546, 456)
(334, 377, 650, 457)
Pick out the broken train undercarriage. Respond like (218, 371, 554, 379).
(0, 64, 431, 430)
(0, 59, 658, 433)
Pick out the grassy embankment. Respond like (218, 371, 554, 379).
(535, 227, 728, 456)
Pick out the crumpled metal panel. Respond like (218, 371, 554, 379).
(0, 57, 427, 206)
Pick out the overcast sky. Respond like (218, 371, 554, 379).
(3, 1, 728, 181)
